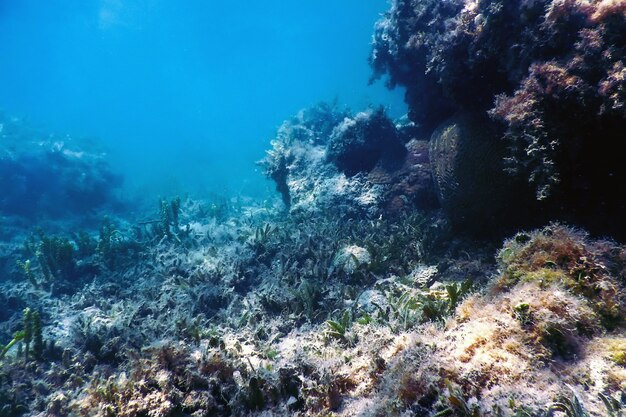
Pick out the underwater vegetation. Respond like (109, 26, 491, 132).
(1, 179, 623, 416)
(0, 308, 43, 361)
(370, 0, 626, 236)
(13, 217, 144, 295)
(0, 176, 492, 416)
(366, 224, 626, 416)
(0, 76, 623, 416)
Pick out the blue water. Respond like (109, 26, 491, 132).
(0, 0, 406, 199)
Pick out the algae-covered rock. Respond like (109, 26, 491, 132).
(371, 0, 626, 238)
(364, 224, 626, 416)
(261, 104, 442, 217)
(261, 104, 432, 217)
(327, 108, 406, 177)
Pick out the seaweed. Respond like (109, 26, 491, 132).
(550, 387, 591, 417)
(0, 332, 24, 361)
(0, 308, 44, 362)
(497, 224, 626, 330)
(290, 279, 323, 321)
(324, 310, 354, 342)
(435, 380, 481, 417)
(372, 290, 422, 332)
(598, 392, 624, 417)
(19, 230, 78, 289)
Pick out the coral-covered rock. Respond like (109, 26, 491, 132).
(327, 108, 406, 176)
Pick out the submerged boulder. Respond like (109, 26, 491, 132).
(260, 104, 385, 217)
(368, 137, 437, 213)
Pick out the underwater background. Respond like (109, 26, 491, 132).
(1, 0, 625, 416)
(0, 0, 405, 199)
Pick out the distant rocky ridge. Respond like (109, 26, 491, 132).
(0, 113, 124, 220)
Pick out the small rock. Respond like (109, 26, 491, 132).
(333, 245, 372, 274)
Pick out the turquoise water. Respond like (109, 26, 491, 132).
(0, 1, 406, 199)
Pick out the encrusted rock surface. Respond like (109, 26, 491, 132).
(261, 103, 438, 217)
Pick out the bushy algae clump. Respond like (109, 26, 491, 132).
(365, 224, 626, 416)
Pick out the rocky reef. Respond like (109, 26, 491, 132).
(326, 108, 406, 177)
(370, 0, 626, 236)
